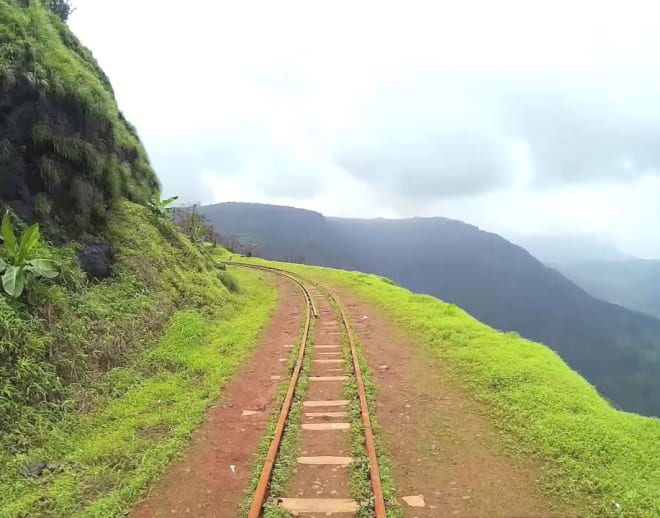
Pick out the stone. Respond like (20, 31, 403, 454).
(402, 495, 426, 507)
(303, 400, 350, 407)
(305, 412, 349, 418)
(302, 422, 350, 430)
(297, 456, 353, 466)
(22, 462, 47, 478)
(279, 498, 359, 513)
(78, 243, 113, 280)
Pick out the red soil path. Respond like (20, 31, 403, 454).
(337, 287, 575, 517)
(133, 277, 303, 518)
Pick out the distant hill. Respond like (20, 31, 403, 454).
(557, 260, 660, 318)
(201, 202, 660, 417)
(514, 234, 632, 263)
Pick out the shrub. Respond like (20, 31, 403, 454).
(218, 271, 239, 293)
(0, 211, 59, 298)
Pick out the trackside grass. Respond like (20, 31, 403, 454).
(228, 256, 660, 517)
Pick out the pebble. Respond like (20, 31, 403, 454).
(402, 495, 426, 507)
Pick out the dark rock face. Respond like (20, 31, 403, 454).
(78, 244, 113, 280)
(22, 462, 47, 478)
(0, 2, 159, 239)
(21, 461, 64, 478)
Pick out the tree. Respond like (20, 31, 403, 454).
(43, 0, 75, 22)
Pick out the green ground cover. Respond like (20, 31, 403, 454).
(0, 204, 277, 517)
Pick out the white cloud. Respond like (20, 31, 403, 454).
(69, 0, 660, 257)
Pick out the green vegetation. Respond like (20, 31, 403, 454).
(0, 211, 59, 297)
(173, 205, 226, 248)
(43, 0, 75, 22)
(146, 191, 178, 225)
(234, 257, 660, 517)
(206, 202, 660, 418)
(557, 259, 660, 318)
(0, 0, 158, 235)
(1, 3, 284, 516)
(0, 203, 277, 517)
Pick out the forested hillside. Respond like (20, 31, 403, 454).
(515, 234, 632, 263)
(201, 202, 660, 417)
(556, 260, 660, 319)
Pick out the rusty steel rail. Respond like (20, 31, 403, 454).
(231, 262, 386, 518)
(329, 292, 387, 517)
(234, 263, 315, 517)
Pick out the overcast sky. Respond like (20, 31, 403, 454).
(70, 0, 660, 257)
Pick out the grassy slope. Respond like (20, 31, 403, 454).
(0, 204, 277, 518)
(231, 256, 660, 518)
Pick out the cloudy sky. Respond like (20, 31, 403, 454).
(70, 0, 660, 257)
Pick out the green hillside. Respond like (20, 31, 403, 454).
(0, 0, 158, 236)
(202, 202, 660, 417)
(3, 2, 660, 517)
(0, 4, 278, 515)
(226, 254, 660, 517)
(0, 202, 277, 517)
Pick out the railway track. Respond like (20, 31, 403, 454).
(234, 263, 386, 517)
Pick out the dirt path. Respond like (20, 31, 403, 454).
(133, 276, 303, 518)
(337, 288, 573, 518)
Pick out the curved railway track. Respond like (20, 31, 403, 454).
(233, 263, 386, 517)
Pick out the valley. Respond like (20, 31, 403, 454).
(200, 202, 660, 417)
(3, 1, 660, 516)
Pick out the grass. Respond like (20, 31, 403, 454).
(229, 256, 660, 518)
(0, 204, 278, 517)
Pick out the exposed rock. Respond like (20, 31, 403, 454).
(402, 495, 426, 507)
(78, 243, 113, 280)
(22, 462, 47, 478)
(22, 461, 64, 478)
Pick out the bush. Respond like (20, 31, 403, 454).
(218, 271, 239, 293)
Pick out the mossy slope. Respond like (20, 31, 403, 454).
(0, 0, 158, 235)
(232, 256, 660, 518)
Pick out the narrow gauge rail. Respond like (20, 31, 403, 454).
(233, 263, 386, 517)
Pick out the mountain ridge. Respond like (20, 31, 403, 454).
(200, 201, 660, 416)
